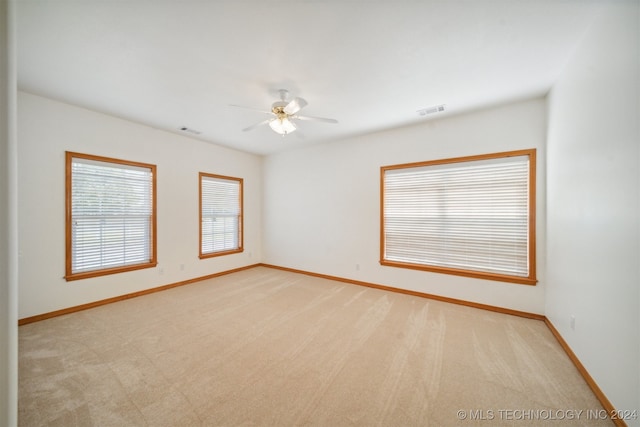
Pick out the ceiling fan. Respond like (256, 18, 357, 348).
(232, 89, 338, 136)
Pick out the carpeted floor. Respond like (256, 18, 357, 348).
(19, 267, 612, 426)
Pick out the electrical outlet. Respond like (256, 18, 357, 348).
(159, 267, 164, 275)
(356, 264, 360, 271)
(570, 315, 576, 331)
(180, 264, 185, 271)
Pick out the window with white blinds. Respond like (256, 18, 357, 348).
(65, 152, 157, 281)
(381, 149, 536, 285)
(199, 173, 243, 258)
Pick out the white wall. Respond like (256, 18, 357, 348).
(0, 0, 8, 419)
(17, 91, 263, 319)
(546, 1, 640, 424)
(263, 98, 547, 314)
(1, 0, 18, 425)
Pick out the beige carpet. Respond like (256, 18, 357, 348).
(19, 267, 612, 426)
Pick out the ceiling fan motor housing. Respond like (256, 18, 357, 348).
(271, 101, 289, 119)
(236, 90, 336, 134)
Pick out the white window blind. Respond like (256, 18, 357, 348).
(382, 151, 535, 282)
(200, 174, 242, 256)
(69, 155, 154, 275)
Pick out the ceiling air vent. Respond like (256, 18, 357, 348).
(179, 126, 201, 135)
(417, 104, 446, 116)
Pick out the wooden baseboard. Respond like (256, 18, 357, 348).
(17, 263, 261, 325)
(544, 318, 627, 427)
(259, 263, 545, 320)
(18, 262, 545, 324)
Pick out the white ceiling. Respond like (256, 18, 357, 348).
(17, 0, 606, 156)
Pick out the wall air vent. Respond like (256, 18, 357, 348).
(417, 104, 446, 116)
(179, 127, 202, 135)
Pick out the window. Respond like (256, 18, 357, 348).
(65, 152, 157, 281)
(380, 149, 536, 285)
(199, 173, 243, 258)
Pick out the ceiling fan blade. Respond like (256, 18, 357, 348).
(283, 97, 308, 115)
(229, 104, 273, 115)
(294, 114, 338, 124)
(242, 118, 271, 132)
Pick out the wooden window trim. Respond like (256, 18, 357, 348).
(199, 172, 244, 259)
(65, 151, 157, 281)
(380, 149, 537, 285)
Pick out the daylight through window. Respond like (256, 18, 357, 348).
(65, 152, 157, 280)
(199, 173, 243, 258)
(380, 149, 536, 285)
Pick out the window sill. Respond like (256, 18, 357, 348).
(380, 259, 537, 285)
(65, 261, 158, 281)
(199, 248, 244, 259)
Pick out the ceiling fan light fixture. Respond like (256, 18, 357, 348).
(234, 89, 337, 136)
(269, 117, 297, 135)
